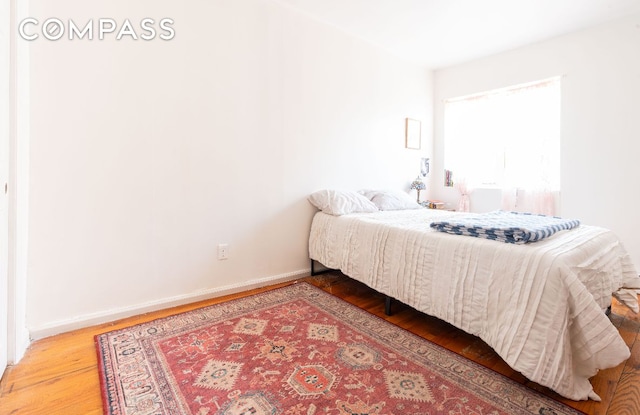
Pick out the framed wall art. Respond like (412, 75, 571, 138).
(405, 118, 421, 150)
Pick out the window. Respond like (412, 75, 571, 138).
(444, 77, 561, 214)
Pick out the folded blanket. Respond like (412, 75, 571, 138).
(430, 210, 581, 244)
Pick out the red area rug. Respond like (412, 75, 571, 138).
(96, 282, 582, 414)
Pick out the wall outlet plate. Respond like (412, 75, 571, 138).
(218, 244, 229, 260)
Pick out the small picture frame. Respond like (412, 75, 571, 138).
(405, 118, 421, 150)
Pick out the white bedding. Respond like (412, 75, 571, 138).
(308, 209, 640, 401)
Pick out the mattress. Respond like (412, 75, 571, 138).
(308, 208, 640, 401)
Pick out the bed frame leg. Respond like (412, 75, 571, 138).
(310, 259, 333, 276)
(385, 296, 392, 316)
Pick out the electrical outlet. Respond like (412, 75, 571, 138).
(218, 244, 229, 260)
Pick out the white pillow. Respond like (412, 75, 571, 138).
(360, 189, 421, 211)
(358, 189, 379, 200)
(308, 190, 379, 216)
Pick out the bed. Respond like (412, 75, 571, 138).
(307, 190, 640, 401)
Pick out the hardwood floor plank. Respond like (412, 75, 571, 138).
(605, 371, 640, 415)
(607, 331, 640, 415)
(0, 273, 638, 415)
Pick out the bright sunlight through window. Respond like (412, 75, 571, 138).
(444, 77, 561, 190)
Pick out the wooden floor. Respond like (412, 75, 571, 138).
(1, 272, 639, 415)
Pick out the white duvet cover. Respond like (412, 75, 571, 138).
(308, 209, 640, 401)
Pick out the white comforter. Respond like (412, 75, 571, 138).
(308, 209, 640, 401)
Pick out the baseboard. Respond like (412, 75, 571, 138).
(29, 269, 310, 341)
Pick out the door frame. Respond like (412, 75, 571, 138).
(1, 0, 11, 378)
(2, 0, 30, 376)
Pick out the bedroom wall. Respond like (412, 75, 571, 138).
(25, 0, 432, 337)
(432, 13, 640, 269)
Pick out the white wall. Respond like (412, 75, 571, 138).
(433, 13, 640, 268)
(25, 0, 432, 337)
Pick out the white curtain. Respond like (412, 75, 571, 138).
(454, 180, 471, 212)
(444, 78, 561, 215)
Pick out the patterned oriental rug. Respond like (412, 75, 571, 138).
(96, 282, 583, 415)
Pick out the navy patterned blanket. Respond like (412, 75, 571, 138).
(429, 211, 581, 244)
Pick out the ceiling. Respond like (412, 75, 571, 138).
(274, 0, 640, 69)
